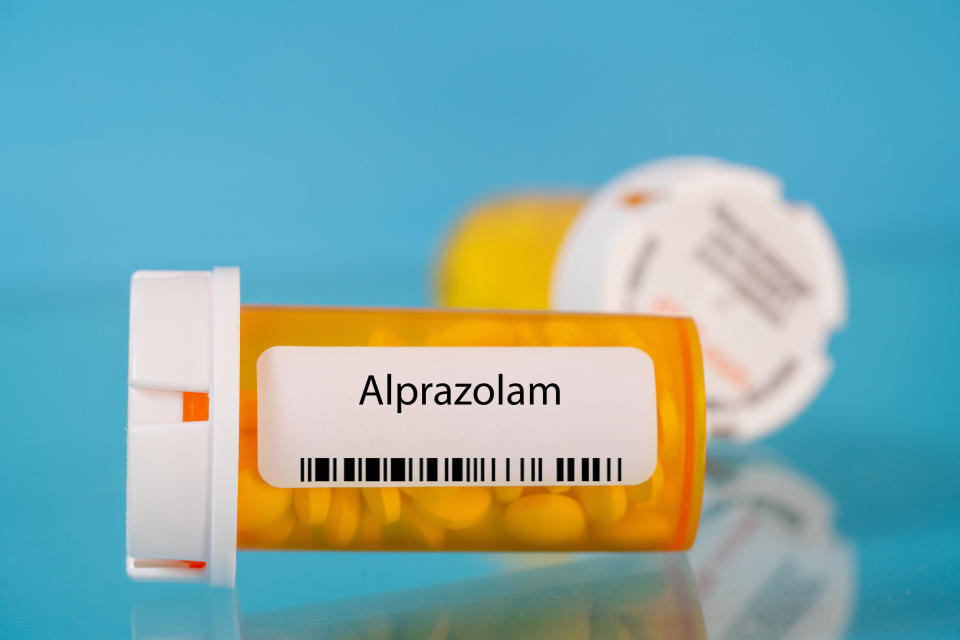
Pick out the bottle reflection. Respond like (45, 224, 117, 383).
(133, 554, 704, 639)
(689, 445, 857, 639)
(132, 449, 854, 640)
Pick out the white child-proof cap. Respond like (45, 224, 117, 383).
(126, 267, 240, 587)
(552, 158, 848, 440)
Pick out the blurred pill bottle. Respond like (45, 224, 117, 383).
(435, 158, 847, 441)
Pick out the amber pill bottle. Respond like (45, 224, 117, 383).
(125, 268, 704, 586)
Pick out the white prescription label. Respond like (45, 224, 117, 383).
(257, 346, 657, 488)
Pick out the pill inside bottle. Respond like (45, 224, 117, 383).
(125, 268, 705, 586)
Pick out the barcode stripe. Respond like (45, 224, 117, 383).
(298, 456, 627, 484)
(390, 458, 405, 482)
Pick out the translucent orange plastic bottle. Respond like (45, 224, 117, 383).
(126, 268, 704, 586)
(435, 194, 585, 310)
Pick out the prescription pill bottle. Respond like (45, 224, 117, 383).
(126, 268, 705, 586)
(435, 158, 847, 441)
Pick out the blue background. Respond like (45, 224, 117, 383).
(1, 2, 958, 637)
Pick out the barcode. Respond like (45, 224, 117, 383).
(298, 457, 624, 484)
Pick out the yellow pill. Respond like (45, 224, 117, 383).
(361, 487, 402, 524)
(493, 486, 523, 502)
(515, 322, 541, 346)
(236, 470, 292, 531)
(625, 464, 664, 503)
(575, 486, 628, 524)
(395, 499, 446, 549)
(659, 390, 682, 460)
(546, 486, 570, 494)
(416, 487, 492, 530)
(367, 328, 408, 346)
(504, 494, 585, 547)
(543, 320, 596, 345)
(447, 503, 504, 549)
(427, 320, 515, 346)
(590, 505, 672, 549)
(241, 512, 297, 548)
(324, 489, 361, 547)
(356, 510, 384, 548)
(293, 488, 331, 525)
(403, 486, 460, 502)
(286, 523, 320, 549)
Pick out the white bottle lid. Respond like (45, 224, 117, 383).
(126, 267, 240, 586)
(552, 158, 847, 440)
